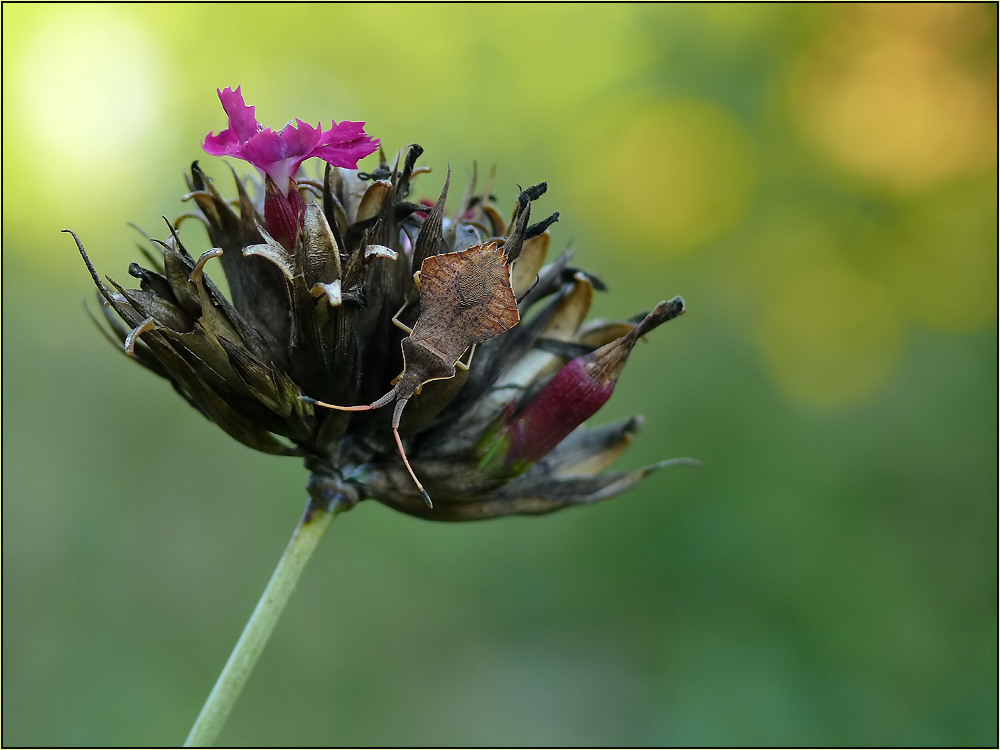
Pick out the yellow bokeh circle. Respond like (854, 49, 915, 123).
(788, 4, 996, 191)
(566, 97, 757, 255)
(756, 264, 902, 408)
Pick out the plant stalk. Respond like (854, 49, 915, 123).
(183, 493, 344, 747)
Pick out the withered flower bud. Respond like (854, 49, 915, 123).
(477, 298, 686, 478)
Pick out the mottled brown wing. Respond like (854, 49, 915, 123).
(416, 242, 520, 362)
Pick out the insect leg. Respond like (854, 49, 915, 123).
(391, 301, 415, 334)
(515, 273, 540, 304)
(302, 386, 399, 412)
(390, 397, 433, 508)
(454, 343, 477, 372)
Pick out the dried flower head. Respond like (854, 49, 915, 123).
(71, 87, 692, 521)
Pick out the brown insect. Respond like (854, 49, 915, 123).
(306, 240, 520, 507)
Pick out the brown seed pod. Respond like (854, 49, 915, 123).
(306, 240, 519, 506)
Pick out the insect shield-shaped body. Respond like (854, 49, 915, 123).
(306, 240, 520, 507)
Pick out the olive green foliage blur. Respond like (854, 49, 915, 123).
(2, 3, 996, 746)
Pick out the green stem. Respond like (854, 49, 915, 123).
(182, 496, 342, 747)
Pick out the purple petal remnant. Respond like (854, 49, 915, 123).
(203, 86, 379, 195)
(202, 86, 260, 155)
(203, 85, 379, 249)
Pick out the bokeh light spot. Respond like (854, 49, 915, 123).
(16, 8, 163, 170)
(887, 185, 998, 332)
(789, 4, 997, 191)
(574, 98, 757, 255)
(3, 6, 167, 276)
(756, 265, 902, 408)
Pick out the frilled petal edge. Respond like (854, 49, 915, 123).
(312, 120, 380, 167)
(203, 86, 261, 156)
(202, 87, 379, 182)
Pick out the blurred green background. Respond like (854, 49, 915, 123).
(3, 3, 996, 746)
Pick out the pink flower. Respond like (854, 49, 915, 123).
(203, 86, 379, 195)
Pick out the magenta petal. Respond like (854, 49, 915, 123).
(203, 86, 262, 157)
(325, 120, 371, 142)
(217, 86, 260, 143)
(243, 125, 323, 192)
(311, 120, 379, 168)
(287, 119, 325, 158)
(203, 127, 241, 157)
(202, 86, 379, 182)
(242, 126, 306, 164)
